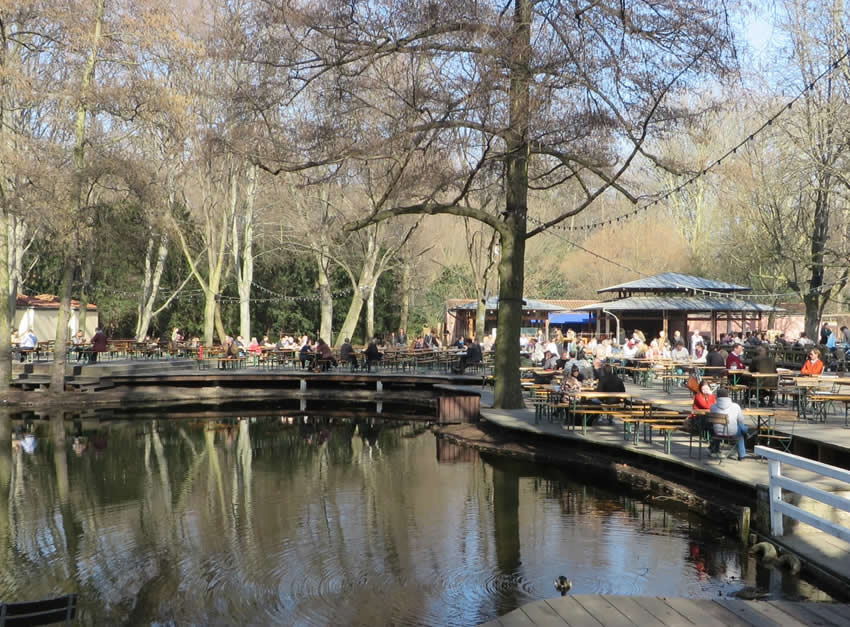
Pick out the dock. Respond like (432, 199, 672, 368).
(481, 595, 850, 626)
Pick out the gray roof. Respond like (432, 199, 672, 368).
(576, 296, 782, 313)
(598, 273, 751, 294)
(452, 297, 566, 312)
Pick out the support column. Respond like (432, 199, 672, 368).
(595, 312, 601, 336)
(544, 318, 550, 340)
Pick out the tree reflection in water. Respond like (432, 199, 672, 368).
(0, 413, 836, 626)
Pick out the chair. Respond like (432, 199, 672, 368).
(706, 413, 738, 464)
(0, 593, 77, 626)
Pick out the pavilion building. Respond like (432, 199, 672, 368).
(576, 273, 782, 343)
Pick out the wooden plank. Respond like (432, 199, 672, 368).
(731, 600, 816, 627)
(631, 597, 694, 626)
(767, 601, 840, 626)
(569, 595, 633, 627)
(714, 599, 784, 627)
(496, 607, 535, 627)
(600, 596, 666, 627)
(519, 600, 570, 626)
(662, 598, 743, 627)
(544, 596, 602, 627)
(797, 602, 850, 626)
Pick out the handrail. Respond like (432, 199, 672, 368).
(755, 445, 850, 543)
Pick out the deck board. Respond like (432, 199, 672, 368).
(545, 596, 605, 627)
(599, 596, 666, 627)
(518, 600, 570, 626)
(484, 596, 850, 627)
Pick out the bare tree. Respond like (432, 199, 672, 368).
(255, 0, 736, 407)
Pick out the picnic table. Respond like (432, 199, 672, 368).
(559, 391, 633, 436)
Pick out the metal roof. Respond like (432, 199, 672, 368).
(598, 273, 751, 294)
(452, 297, 566, 312)
(576, 296, 783, 313)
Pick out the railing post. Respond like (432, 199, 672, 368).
(768, 458, 784, 536)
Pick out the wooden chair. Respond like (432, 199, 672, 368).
(706, 413, 738, 464)
(0, 593, 77, 626)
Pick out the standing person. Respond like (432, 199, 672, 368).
(709, 388, 749, 461)
(90, 327, 108, 363)
(397, 328, 408, 347)
(820, 322, 831, 346)
(842, 325, 850, 346)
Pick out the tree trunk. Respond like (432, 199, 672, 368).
(366, 285, 376, 339)
(316, 249, 333, 344)
(805, 183, 830, 339)
(475, 294, 487, 340)
(203, 290, 217, 348)
(78, 256, 92, 334)
(336, 288, 366, 345)
(135, 232, 168, 340)
(0, 209, 10, 397)
(492, 0, 530, 410)
(7, 216, 28, 320)
(236, 163, 256, 340)
(51, 0, 105, 393)
(50, 259, 74, 393)
(399, 258, 410, 335)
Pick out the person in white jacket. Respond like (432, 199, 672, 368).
(709, 388, 749, 461)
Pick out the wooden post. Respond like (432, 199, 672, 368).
(595, 311, 601, 336)
(663, 310, 669, 340)
(711, 311, 717, 344)
(768, 459, 784, 536)
(544, 318, 550, 340)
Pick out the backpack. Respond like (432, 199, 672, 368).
(686, 375, 701, 394)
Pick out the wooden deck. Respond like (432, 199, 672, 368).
(481, 595, 850, 626)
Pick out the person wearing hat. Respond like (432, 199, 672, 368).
(709, 387, 749, 461)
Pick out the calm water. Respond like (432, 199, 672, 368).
(0, 413, 834, 625)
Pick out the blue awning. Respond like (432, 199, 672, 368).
(549, 312, 593, 324)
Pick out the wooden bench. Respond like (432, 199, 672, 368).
(196, 357, 247, 370)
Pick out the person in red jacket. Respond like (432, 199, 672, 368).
(689, 380, 716, 432)
(801, 348, 825, 376)
(89, 328, 108, 363)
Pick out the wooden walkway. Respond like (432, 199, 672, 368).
(482, 595, 850, 626)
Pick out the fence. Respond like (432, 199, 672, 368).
(756, 445, 850, 543)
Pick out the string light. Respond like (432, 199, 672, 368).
(532, 46, 850, 234)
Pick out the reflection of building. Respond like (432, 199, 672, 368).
(445, 297, 595, 341)
(15, 294, 98, 341)
(576, 273, 782, 342)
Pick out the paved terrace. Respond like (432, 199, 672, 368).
(474, 382, 850, 585)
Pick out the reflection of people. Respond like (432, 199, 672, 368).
(73, 436, 88, 456)
(20, 434, 37, 454)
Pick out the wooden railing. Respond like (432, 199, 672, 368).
(755, 445, 850, 543)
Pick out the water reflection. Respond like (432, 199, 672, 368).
(0, 413, 836, 626)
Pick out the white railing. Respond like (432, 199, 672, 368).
(755, 445, 850, 543)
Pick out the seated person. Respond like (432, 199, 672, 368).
(709, 388, 749, 461)
(555, 350, 570, 371)
(705, 344, 726, 373)
(692, 343, 707, 364)
(671, 341, 690, 363)
(456, 338, 483, 373)
(596, 365, 625, 398)
(801, 348, 825, 375)
(365, 337, 382, 371)
(299, 338, 315, 368)
(725, 343, 745, 384)
(560, 365, 584, 395)
(541, 350, 558, 370)
(314, 338, 337, 370)
(340, 337, 358, 370)
(748, 345, 777, 406)
(19, 329, 37, 362)
(591, 358, 605, 381)
(224, 336, 242, 359)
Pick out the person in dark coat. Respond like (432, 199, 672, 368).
(705, 344, 726, 374)
(748, 345, 777, 406)
(456, 337, 482, 373)
(365, 338, 382, 371)
(340, 337, 358, 371)
(89, 328, 108, 363)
